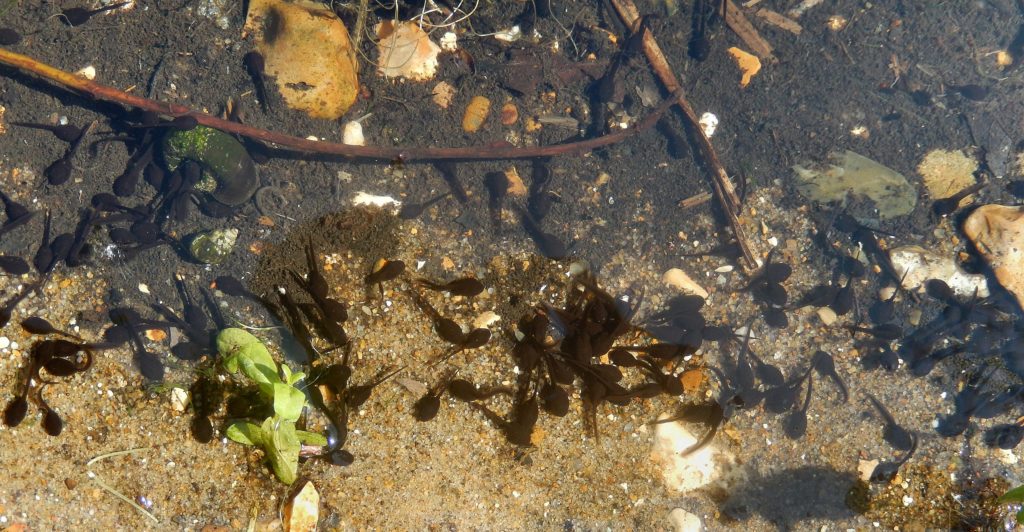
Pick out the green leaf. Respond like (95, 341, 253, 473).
(217, 328, 260, 354)
(1001, 485, 1024, 504)
(297, 430, 328, 446)
(266, 418, 300, 484)
(273, 382, 305, 421)
(225, 421, 265, 446)
(1016, 509, 1024, 525)
(237, 346, 280, 386)
(287, 371, 306, 386)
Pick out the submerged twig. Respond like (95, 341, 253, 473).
(0, 48, 676, 162)
(87, 447, 158, 524)
(607, 0, 758, 270)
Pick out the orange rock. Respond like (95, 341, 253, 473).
(500, 102, 519, 125)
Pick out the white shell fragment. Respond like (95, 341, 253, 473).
(283, 481, 319, 532)
(662, 268, 709, 299)
(667, 508, 703, 532)
(352, 191, 401, 208)
(376, 21, 441, 81)
(888, 245, 989, 298)
(650, 413, 719, 492)
(698, 112, 718, 137)
(493, 25, 522, 42)
(75, 65, 97, 80)
(342, 120, 365, 146)
(439, 31, 458, 51)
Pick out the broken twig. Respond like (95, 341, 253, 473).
(0, 48, 676, 162)
(607, 0, 758, 269)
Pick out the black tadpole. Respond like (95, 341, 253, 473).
(60, 2, 131, 27)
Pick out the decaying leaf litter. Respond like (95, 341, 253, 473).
(1, 0, 1024, 529)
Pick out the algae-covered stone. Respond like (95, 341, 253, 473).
(792, 150, 917, 219)
(189, 228, 239, 265)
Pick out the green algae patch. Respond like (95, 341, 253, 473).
(792, 150, 917, 219)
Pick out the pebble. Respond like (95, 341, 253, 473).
(649, 413, 720, 493)
(0, 336, 9, 349)
(667, 508, 702, 532)
(662, 268, 709, 299)
(170, 387, 189, 413)
(816, 307, 837, 325)
(963, 205, 1024, 307)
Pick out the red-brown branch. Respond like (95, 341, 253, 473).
(0, 48, 675, 162)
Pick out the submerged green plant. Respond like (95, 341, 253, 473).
(999, 484, 1024, 524)
(217, 328, 325, 484)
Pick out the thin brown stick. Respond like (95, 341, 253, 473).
(607, 0, 757, 270)
(0, 48, 675, 162)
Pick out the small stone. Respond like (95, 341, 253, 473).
(432, 82, 455, 109)
(908, 308, 922, 327)
(138, 283, 150, 294)
(857, 459, 878, 482)
(0, 336, 10, 349)
(679, 368, 706, 394)
(662, 268, 709, 299)
(963, 205, 1024, 308)
(878, 286, 896, 301)
(505, 166, 527, 196)
(918, 149, 977, 200)
(284, 481, 319, 532)
(189, 228, 239, 265)
(170, 387, 189, 413)
(500, 102, 519, 126)
(667, 508, 702, 532)
(472, 311, 500, 330)
(816, 307, 837, 325)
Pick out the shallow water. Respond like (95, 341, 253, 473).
(1, 0, 1023, 529)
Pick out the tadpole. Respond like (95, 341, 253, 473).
(415, 277, 485, 298)
(60, 1, 130, 26)
(398, 192, 450, 220)
(0, 28, 22, 45)
(0, 256, 29, 276)
(10, 121, 82, 143)
(243, 51, 270, 113)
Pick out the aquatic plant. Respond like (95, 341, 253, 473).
(217, 328, 326, 484)
(999, 484, 1024, 524)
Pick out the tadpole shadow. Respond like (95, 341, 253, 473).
(718, 465, 858, 530)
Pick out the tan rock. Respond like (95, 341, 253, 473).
(245, 0, 359, 119)
(283, 481, 319, 532)
(963, 204, 1024, 307)
(918, 149, 977, 200)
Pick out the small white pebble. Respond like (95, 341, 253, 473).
(902, 495, 914, 506)
(0, 337, 10, 349)
(138, 283, 150, 294)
